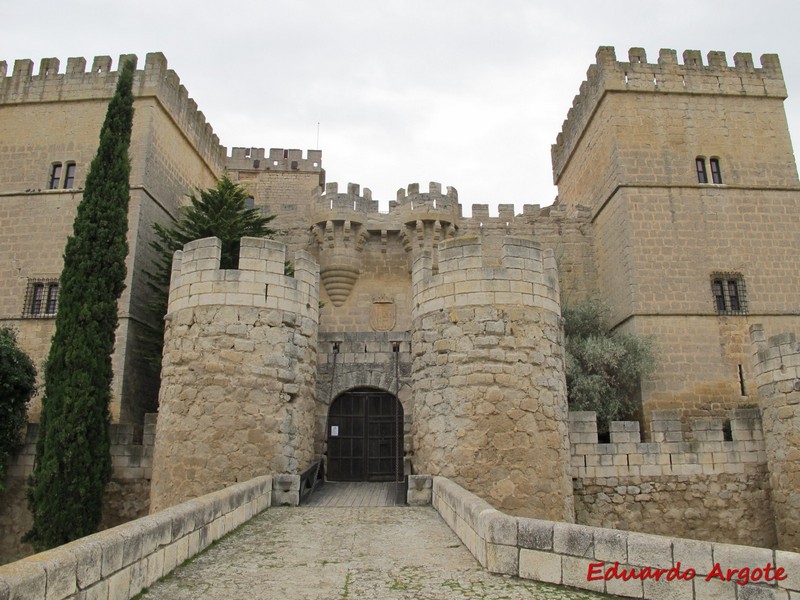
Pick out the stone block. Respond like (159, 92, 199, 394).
(407, 475, 433, 506)
(605, 566, 644, 598)
(517, 518, 553, 550)
(737, 585, 790, 600)
(0, 561, 46, 600)
(96, 530, 125, 578)
(64, 538, 103, 590)
(480, 509, 518, 545)
(106, 564, 132, 600)
(776, 550, 800, 592)
(563, 556, 604, 592)
(272, 474, 301, 506)
(672, 537, 713, 575)
(642, 576, 693, 600)
(594, 528, 628, 563)
(553, 522, 594, 557)
(519, 549, 562, 584)
(486, 542, 518, 575)
(693, 575, 738, 600)
(628, 532, 672, 569)
(712, 542, 774, 572)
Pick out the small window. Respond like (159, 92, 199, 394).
(23, 278, 59, 317)
(48, 163, 62, 189)
(245, 196, 255, 209)
(63, 163, 76, 189)
(710, 158, 722, 184)
(710, 273, 747, 315)
(695, 157, 708, 184)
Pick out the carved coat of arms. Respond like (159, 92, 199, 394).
(370, 296, 396, 331)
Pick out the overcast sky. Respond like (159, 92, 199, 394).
(3, 0, 800, 213)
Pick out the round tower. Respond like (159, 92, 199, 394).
(150, 236, 320, 512)
(410, 235, 574, 520)
(750, 325, 800, 552)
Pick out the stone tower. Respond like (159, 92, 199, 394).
(411, 235, 574, 521)
(750, 325, 800, 552)
(150, 237, 320, 512)
(553, 47, 800, 424)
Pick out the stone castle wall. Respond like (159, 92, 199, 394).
(570, 410, 775, 548)
(411, 236, 574, 520)
(0, 416, 156, 565)
(150, 237, 320, 512)
(750, 325, 800, 552)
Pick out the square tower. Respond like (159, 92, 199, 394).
(553, 47, 800, 425)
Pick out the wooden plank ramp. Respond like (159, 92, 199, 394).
(303, 481, 406, 507)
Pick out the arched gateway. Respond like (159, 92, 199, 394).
(326, 387, 403, 482)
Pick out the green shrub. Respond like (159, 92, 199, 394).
(0, 326, 36, 489)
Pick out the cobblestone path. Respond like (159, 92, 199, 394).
(137, 506, 620, 600)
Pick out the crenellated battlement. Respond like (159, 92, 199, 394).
(312, 182, 380, 216)
(0, 52, 226, 172)
(166, 236, 319, 320)
(225, 147, 323, 172)
(552, 46, 787, 182)
(569, 408, 766, 480)
(411, 236, 560, 315)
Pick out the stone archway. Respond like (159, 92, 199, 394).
(326, 387, 404, 482)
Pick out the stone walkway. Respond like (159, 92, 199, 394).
(137, 506, 621, 600)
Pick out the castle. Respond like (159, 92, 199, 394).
(1, 47, 799, 561)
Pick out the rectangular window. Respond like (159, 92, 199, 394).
(63, 163, 76, 188)
(712, 280, 726, 311)
(727, 280, 740, 311)
(23, 278, 59, 317)
(48, 163, 62, 189)
(711, 273, 746, 315)
(695, 158, 708, 183)
(710, 158, 722, 184)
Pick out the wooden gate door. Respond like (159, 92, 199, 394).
(326, 388, 403, 482)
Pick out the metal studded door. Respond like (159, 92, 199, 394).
(327, 388, 403, 482)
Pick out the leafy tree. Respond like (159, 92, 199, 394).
(140, 175, 277, 370)
(0, 327, 36, 490)
(563, 300, 656, 433)
(25, 59, 135, 551)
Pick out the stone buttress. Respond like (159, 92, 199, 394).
(150, 237, 320, 512)
(410, 236, 574, 521)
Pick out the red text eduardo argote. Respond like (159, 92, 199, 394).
(587, 561, 787, 586)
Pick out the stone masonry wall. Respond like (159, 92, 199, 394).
(0, 415, 156, 565)
(150, 237, 319, 513)
(570, 409, 776, 548)
(750, 325, 800, 552)
(411, 236, 574, 521)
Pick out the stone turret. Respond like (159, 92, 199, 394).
(150, 237, 320, 512)
(410, 236, 574, 520)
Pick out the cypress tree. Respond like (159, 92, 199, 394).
(25, 59, 135, 551)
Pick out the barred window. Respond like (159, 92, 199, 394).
(23, 278, 60, 318)
(710, 273, 747, 315)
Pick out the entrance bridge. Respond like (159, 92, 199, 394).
(1, 475, 781, 599)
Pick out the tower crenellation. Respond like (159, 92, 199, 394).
(226, 147, 323, 173)
(552, 46, 787, 182)
(0, 52, 226, 173)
